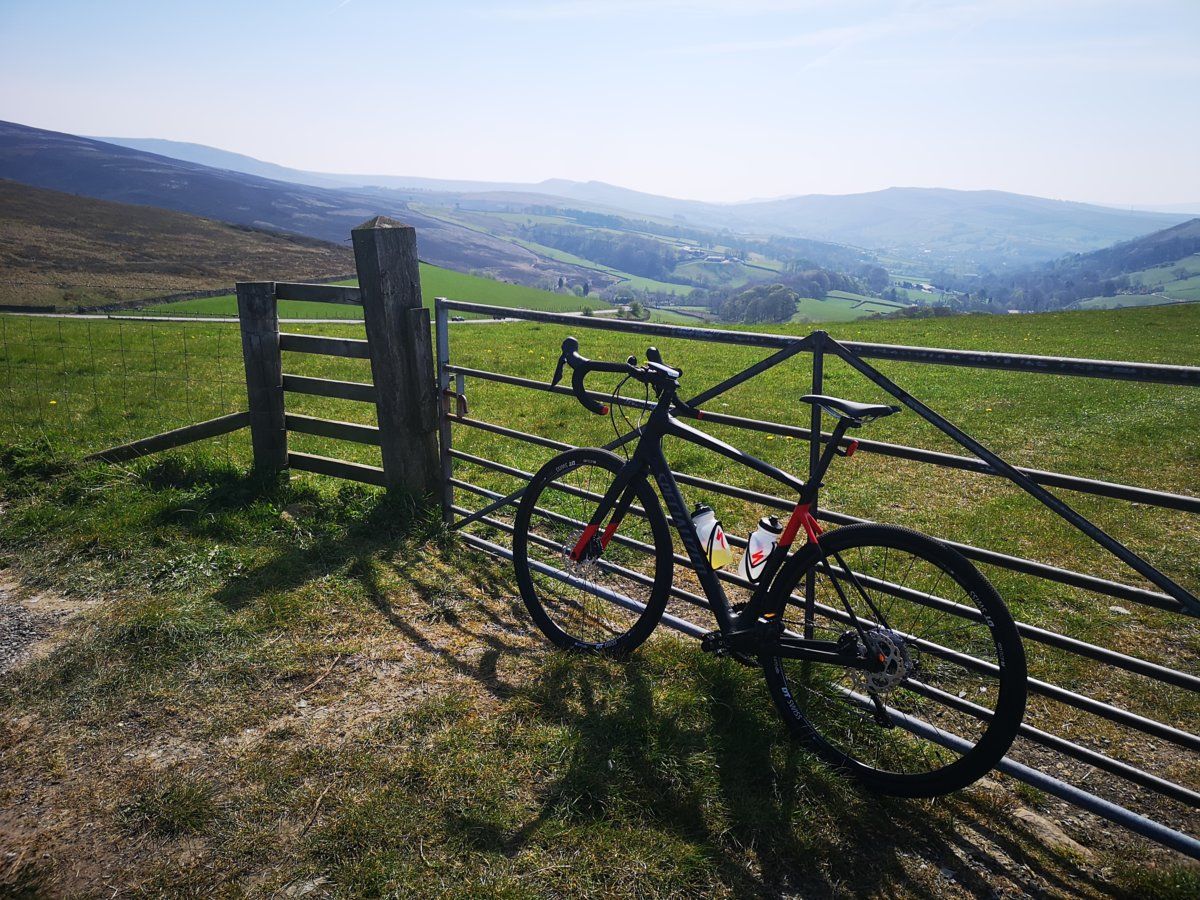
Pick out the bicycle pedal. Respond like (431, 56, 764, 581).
(700, 630, 726, 653)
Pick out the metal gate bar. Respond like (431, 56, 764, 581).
(455, 529, 1200, 860)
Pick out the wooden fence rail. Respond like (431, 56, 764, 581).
(91, 215, 441, 498)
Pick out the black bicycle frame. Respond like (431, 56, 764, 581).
(569, 384, 868, 668)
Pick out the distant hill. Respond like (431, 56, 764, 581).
(0, 178, 353, 308)
(941, 217, 1200, 312)
(728, 187, 1188, 272)
(0, 120, 609, 289)
(93, 135, 1188, 273)
(95, 136, 539, 195)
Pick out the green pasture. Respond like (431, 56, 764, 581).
(0, 303, 1198, 891)
(1127, 253, 1200, 288)
(1074, 294, 1190, 310)
(2, 306, 1198, 752)
(789, 292, 900, 323)
(139, 264, 599, 318)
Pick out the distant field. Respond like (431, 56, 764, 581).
(890, 285, 940, 303)
(647, 307, 709, 324)
(673, 259, 769, 290)
(1086, 253, 1200, 305)
(140, 264, 603, 318)
(1127, 252, 1200, 287)
(1075, 294, 1198, 311)
(790, 291, 903, 323)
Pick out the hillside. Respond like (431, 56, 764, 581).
(94, 135, 1187, 275)
(731, 187, 1187, 272)
(0, 179, 354, 309)
(940, 217, 1200, 312)
(0, 121, 606, 290)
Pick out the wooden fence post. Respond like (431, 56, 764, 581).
(352, 217, 440, 497)
(236, 281, 287, 473)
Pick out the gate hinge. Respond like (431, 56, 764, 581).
(442, 389, 467, 418)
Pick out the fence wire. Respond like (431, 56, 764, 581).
(0, 315, 247, 460)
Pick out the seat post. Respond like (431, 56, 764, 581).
(806, 416, 855, 500)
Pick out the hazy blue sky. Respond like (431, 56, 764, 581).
(1, 1, 1197, 205)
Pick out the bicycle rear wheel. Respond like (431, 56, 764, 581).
(513, 448, 672, 657)
(761, 523, 1026, 797)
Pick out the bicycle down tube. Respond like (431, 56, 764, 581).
(564, 381, 871, 667)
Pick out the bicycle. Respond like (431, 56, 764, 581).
(512, 336, 1027, 797)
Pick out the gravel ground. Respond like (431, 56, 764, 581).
(0, 579, 69, 674)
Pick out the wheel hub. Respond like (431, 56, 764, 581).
(853, 628, 914, 695)
(562, 530, 603, 571)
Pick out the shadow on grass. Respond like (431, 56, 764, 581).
(437, 643, 1110, 898)
(106, 458, 1113, 895)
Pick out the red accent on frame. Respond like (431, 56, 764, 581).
(571, 524, 599, 561)
(600, 517, 623, 549)
(779, 504, 810, 547)
(845, 439, 859, 457)
(696, 410, 704, 420)
(599, 405, 609, 415)
(802, 512, 824, 544)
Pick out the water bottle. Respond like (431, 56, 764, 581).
(691, 504, 734, 569)
(736, 515, 783, 585)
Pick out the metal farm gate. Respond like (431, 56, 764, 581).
(433, 297, 1200, 859)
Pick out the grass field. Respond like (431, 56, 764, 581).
(1075, 294, 1195, 311)
(789, 291, 903, 323)
(0, 304, 1198, 895)
(139, 264, 604, 318)
(1076, 254, 1200, 308)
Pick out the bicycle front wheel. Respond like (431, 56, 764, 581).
(761, 523, 1026, 797)
(513, 448, 672, 657)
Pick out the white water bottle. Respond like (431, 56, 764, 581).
(691, 504, 734, 569)
(736, 515, 783, 585)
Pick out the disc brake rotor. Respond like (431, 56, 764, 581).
(852, 628, 915, 696)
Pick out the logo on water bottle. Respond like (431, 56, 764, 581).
(737, 515, 784, 585)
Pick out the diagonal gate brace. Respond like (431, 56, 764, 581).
(824, 335, 1200, 617)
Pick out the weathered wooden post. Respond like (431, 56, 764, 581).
(352, 217, 440, 497)
(236, 281, 287, 473)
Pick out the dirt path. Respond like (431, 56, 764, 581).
(0, 574, 86, 674)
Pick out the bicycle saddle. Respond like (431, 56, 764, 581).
(800, 394, 900, 426)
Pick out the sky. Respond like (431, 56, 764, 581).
(1, 0, 1197, 206)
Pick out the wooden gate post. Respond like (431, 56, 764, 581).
(352, 217, 440, 497)
(236, 281, 287, 473)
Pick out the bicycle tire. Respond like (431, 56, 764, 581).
(760, 523, 1026, 797)
(513, 448, 673, 657)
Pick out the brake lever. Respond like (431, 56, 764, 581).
(551, 354, 566, 387)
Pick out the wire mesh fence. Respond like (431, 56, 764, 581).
(0, 316, 249, 459)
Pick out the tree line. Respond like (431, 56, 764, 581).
(697, 267, 872, 324)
